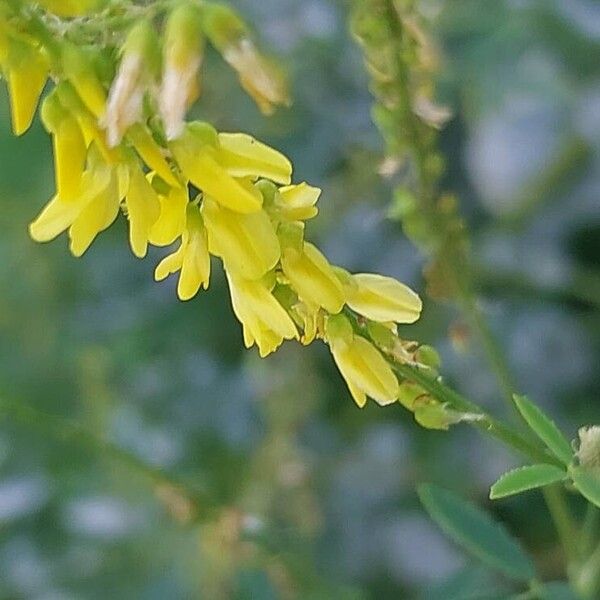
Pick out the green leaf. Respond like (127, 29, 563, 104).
(570, 466, 600, 508)
(490, 464, 566, 499)
(418, 484, 536, 581)
(513, 395, 573, 465)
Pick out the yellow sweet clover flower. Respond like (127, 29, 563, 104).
(154, 204, 211, 301)
(344, 272, 423, 324)
(227, 274, 299, 357)
(61, 44, 107, 119)
(4, 0, 426, 412)
(325, 314, 400, 408)
(5, 40, 49, 135)
(280, 241, 345, 314)
(40, 89, 87, 200)
(170, 123, 263, 214)
(202, 196, 280, 280)
(124, 164, 160, 258)
(149, 181, 188, 247)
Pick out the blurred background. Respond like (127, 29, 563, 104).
(0, 0, 599, 598)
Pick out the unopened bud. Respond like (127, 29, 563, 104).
(576, 426, 600, 474)
(160, 3, 204, 140)
(202, 4, 289, 114)
(103, 20, 159, 146)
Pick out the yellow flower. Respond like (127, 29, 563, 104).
(227, 274, 298, 357)
(127, 124, 179, 187)
(216, 133, 292, 185)
(29, 161, 111, 245)
(202, 196, 280, 280)
(281, 242, 344, 314)
(5, 41, 48, 135)
(278, 182, 320, 221)
(345, 273, 422, 323)
(62, 44, 107, 119)
(55, 82, 121, 165)
(170, 122, 263, 214)
(41, 90, 87, 200)
(154, 204, 210, 301)
(68, 169, 121, 257)
(125, 165, 160, 258)
(160, 3, 204, 140)
(149, 182, 188, 247)
(325, 314, 399, 408)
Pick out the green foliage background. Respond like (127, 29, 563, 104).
(0, 0, 598, 597)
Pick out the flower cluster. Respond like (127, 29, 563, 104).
(1, 0, 426, 410)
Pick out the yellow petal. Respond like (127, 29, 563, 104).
(346, 273, 422, 324)
(202, 197, 279, 280)
(62, 45, 106, 118)
(128, 124, 179, 186)
(37, 0, 106, 17)
(154, 242, 185, 281)
(281, 242, 344, 314)
(227, 274, 298, 356)
(149, 185, 188, 246)
(347, 379, 367, 408)
(278, 182, 320, 220)
(125, 166, 160, 258)
(177, 207, 210, 300)
(331, 335, 399, 406)
(53, 117, 87, 200)
(7, 45, 48, 135)
(171, 128, 262, 213)
(68, 172, 119, 256)
(216, 132, 292, 185)
(29, 168, 110, 242)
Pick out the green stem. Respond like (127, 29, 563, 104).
(543, 485, 579, 564)
(580, 505, 600, 556)
(0, 397, 214, 520)
(458, 292, 522, 420)
(575, 540, 600, 599)
(391, 363, 561, 467)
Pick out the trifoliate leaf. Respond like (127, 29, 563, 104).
(418, 484, 535, 581)
(513, 395, 573, 465)
(490, 464, 566, 500)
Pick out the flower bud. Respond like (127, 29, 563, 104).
(276, 183, 321, 221)
(160, 3, 204, 140)
(576, 426, 600, 475)
(201, 3, 289, 114)
(104, 20, 160, 146)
